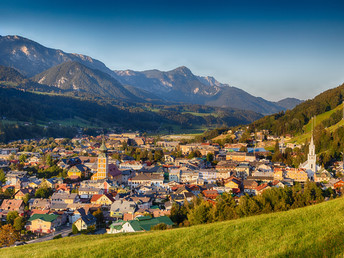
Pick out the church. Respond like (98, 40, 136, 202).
(91, 139, 122, 182)
(300, 134, 321, 180)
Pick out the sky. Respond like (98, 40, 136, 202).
(1, 0, 344, 101)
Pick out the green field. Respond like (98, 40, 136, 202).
(2, 197, 344, 257)
(181, 111, 220, 117)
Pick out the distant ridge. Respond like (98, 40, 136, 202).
(0, 35, 114, 77)
(275, 97, 304, 110)
(114, 66, 288, 115)
(0, 35, 301, 115)
(31, 61, 141, 101)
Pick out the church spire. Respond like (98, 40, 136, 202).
(308, 116, 317, 172)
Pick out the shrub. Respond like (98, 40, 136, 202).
(72, 224, 79, 234)
(151, 223, 167, 231)
(53, 234, 62, 240)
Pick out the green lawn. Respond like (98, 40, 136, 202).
(3, 197, 344, 257)
(303, 103, 343, 133)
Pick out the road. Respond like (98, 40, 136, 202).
(26, 226, 72, 244)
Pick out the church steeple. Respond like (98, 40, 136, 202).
(308, 117, 317, 172)
(92, 137, 109, 180)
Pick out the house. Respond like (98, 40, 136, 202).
(29, 198, 51, 210)
(164, 155, 176, 163)
(285, 168, 309, 182)
(108, 163, 122, 183)
(198, 169, 217, 183)
(69, 208, 87, 223)
(255, 183, 270, 195)
(243, 180, 259, 195)
(224, 177, 241, 190)
(78, 187, 103, 199)
(273, 168, 284, 181)
(128, 173, 164, 188)
(130, 197, 152, 210)
(234, 163, 251, 180)
(0, 199, 25, 216)
(270, 180, 285, 188)
(90, 194, 115, 206)
(202, 190, 219, 199)
(107, 216, 174, 234)
(169, 169, 182, 183)
(110, 199, 136, 218)
(14, 188, 31, 200)
(74, 214, 97, 231)
(51, 192, 79, 204)
(26, 213, 62, 234)
(68, 164, 90, 178)
(314, 169, 332, 183)
(334, 180, 344, 190)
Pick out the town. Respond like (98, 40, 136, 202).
(0, 127, 342, 246)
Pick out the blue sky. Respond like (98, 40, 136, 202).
(1, 0, 344, 101)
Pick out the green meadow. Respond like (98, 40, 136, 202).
(2, 197, 344, 257)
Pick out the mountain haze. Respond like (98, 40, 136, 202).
(275, 97, 304, 110)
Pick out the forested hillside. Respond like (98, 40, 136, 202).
(252, 83, 344, 136)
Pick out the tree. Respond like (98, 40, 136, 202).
(72, 224, 79, 234)
(154, 149, 164, 162)
(169, 202, 188, 225)
(23, 193, 30, 205)
(7, 211, 19, 225)
(0, 169, 6, 184)
(93, 209, 104, 225)
(19, 154, 27, 163)
(187, 199, 213, 225)
(35, 187, 53, 198)
(148, 151, 154, 161)
(206, 153, 214, 163)
(13, 216, 24, 231)
(0, 224, 18, 247)
(45, 154, 54, 166)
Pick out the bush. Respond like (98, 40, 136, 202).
(72, 224, 79, 234)
(151, 223, 167, 231)
(53, 234, 62, 240)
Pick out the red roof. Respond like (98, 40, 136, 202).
(91, 194, 115, 203)
(256, 183, 269, 192)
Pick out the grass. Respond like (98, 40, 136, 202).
(289, 103, 344, 144)
(181, 111, 220, 117)
(3, 197, 344, 257)
(303, 103, 343, 134)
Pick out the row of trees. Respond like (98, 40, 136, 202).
(170, 182, 334, 226)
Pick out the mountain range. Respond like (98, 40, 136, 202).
(0, 35, 302, 115)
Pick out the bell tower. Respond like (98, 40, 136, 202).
(92, 138, 108, 180)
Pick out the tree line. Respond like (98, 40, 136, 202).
(170, 182, 336, 226)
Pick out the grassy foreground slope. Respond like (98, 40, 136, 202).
(3, 198, 344, 257)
